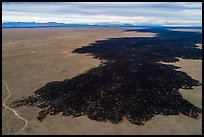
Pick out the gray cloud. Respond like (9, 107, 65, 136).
(2, 2, 202, 26)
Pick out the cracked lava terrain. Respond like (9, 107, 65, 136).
(10, 27, 202, 125)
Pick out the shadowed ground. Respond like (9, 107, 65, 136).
(10, 27, 202, 126)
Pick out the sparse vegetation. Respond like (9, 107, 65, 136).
(10, 27, 202, 125)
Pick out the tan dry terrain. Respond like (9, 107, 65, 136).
(196, 43, 202, 49)
(168, 29, 202, 33)
(2, 27, 201, 135)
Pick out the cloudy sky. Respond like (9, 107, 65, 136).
(2, 2, 202, 26)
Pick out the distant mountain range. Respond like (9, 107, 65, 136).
(2, 22, 91, 28)
(2, 22, 138, 28)
(2, 22, 202, 29)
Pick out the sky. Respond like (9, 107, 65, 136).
(2, 2, 202, 26)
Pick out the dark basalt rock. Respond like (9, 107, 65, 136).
(10, 27, 202, 125)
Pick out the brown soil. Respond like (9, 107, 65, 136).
(2, 27, 201, 135)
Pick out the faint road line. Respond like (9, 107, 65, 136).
(2, 80, 28, 135)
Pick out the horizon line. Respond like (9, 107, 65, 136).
(2, 21, 202, 27)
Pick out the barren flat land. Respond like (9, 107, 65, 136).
(2, 27, 202, 135)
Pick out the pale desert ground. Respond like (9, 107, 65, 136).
(168, 28, 202, 33)
(2, 27, 202, 135)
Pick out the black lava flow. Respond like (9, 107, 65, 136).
(10, 27, 202, 125)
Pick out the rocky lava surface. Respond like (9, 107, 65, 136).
(10, 27, 202, 125)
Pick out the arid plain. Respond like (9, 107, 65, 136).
(2, 27, 202, 135)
